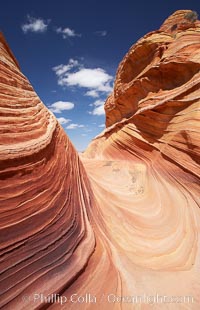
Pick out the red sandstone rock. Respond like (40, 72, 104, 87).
(0, 9, 200, 310)
(0, 33, 95, 309)
(103, 10, 200, 128)
(83, 10, 200, 309)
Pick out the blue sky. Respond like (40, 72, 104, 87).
(1, 0, 199, 151)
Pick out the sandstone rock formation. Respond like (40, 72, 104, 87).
(0, 9, 200, 310)
(0, 32, 95, 309)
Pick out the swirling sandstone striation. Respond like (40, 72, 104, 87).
(0, 9, 200, 310)
(0, 33, 95, 309)
(82, 9, 200, 309)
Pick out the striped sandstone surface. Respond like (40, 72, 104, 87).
(0, 10, 200, 310)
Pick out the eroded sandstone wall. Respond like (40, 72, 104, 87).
(0, 32, 95, 309)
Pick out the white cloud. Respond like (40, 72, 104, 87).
(85, 90, 99, 98)
(91, 105, 105, 115)
(66, 123, 85, 129)
(55, 27, 81, 39)
(98, 123, 105, 127)
(93, 100, 105, 107)
(52, 59, 113, 98)
(48, 101, 74, 113)
(81, 133, 87, 136)
(22, 15, 49, 33)
(95, 30, 107, 36)
(57, 117, 71, 124)
(53, 59, 79, 76)
(65, 68, 112, 90)
(89, 100, 105, 116)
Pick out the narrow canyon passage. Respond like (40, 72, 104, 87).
(0, 9, 199, 310)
